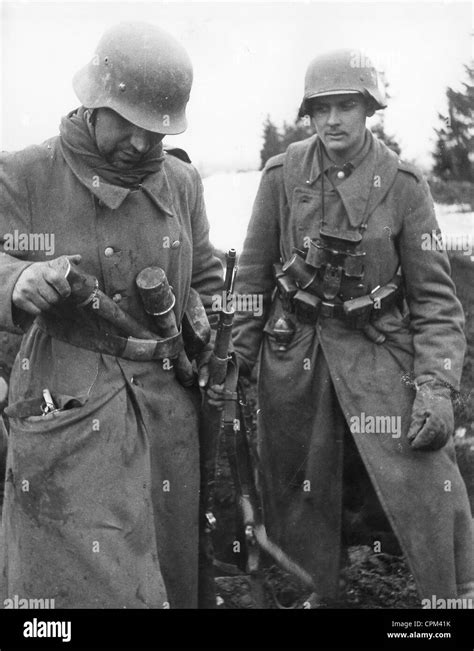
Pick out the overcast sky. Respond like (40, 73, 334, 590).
(0, 0, 471, 173)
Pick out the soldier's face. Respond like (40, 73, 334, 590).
(94, 108, 164, 168)
(310, 94, 369, 160)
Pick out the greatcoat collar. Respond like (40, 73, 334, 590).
(285, 129, 400, 229)
(59, 140, 175, 216)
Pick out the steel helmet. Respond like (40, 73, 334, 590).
(300, 48, 386, 116)
(73, 22, 193, 135)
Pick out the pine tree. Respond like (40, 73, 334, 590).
(371, 120, 401, 155)
(370, 76, 402, 155)
(280, 116, 314, 152)
(433, 64, 473, 182)
(259, 116, 283, 170)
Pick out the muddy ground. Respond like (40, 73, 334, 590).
(212, 428, 474, 610)
(211, 251, 474, 609)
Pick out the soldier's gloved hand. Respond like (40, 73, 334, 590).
(12, 254, 82, 315)
(407, 381, 454, 451)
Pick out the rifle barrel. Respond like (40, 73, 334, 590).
(224, 248, 237, 297)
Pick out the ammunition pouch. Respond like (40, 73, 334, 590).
(273, 260, 404, 332)
(293, 290, 322, 325)
(342, 294, 374, 328)
(273, 263, 298, 312)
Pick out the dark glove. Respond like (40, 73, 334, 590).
(407, 381, 454, 451)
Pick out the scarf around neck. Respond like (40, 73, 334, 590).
(59, 106, 164, 189)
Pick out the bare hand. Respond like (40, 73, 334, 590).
(0, 376, 8, 407)
(198, 363, 226, 410)
(12, 254, 82, 315)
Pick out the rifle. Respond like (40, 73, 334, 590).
(224, 380, 324, 608)
(198, 249, 237, 608)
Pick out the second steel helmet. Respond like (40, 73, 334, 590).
(300, 48, 387, 116)
(73, 22, 193, 135)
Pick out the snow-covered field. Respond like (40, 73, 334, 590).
(203, 171, 261, 253)
(203, 171, 473, 256)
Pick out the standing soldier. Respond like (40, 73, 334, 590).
(0, 22, 223, 608)
(233, 49, 474, 604)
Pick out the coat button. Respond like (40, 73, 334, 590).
(171, 240, 180, 249)
(104, 247, 114, 257)
(112, 293, 122, 302)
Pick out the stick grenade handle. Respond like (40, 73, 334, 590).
(49, 256, 157, 340)
(136, 267, 194, 386)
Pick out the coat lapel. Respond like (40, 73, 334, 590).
(336, 131, 399, 228)
(285, 131, 400, 230)
(140, 168, 175, 217)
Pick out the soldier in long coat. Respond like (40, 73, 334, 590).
(0, 22, 222, 608)
(233, 50, 474, 603)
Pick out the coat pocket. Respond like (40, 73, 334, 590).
(5, 392, 88, 422)
(291, 187, 323, 242)
(372, 301, 411, 336)
(371, 301, 414, 355)
(8, 329, 100, 425)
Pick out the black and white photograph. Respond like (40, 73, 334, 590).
(0, 0, 472, 648)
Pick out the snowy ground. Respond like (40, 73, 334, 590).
(202, 171, 260, 253)
(203, 171, 473, 256)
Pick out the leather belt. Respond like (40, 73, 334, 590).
(319, 301, 346, 319)
(291, 286, 403, 327)
(36, 315, 184, 361)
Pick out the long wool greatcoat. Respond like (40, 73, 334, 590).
(233, 131, 474, 601)
(0, 135, 222, 608)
